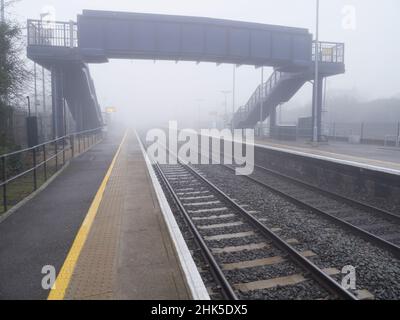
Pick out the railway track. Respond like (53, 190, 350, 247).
(154, 156, 357, 300)
(222, 162, 400, 258)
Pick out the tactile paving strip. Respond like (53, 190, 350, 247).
(64, 132, 190, 300)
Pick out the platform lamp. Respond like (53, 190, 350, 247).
(196, 98, 204, 130)
(259, 67, 264, 137)
(232, 65, 236, 133)
(220, 90, 231, 129)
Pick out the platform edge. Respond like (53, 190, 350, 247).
(136, 130, 210, 301)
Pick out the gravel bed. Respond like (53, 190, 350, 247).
(154, 167, 223, 299)
(153, 154, 353, 299)
(237, 280, 332, 300)
(252, 168, 400, 235)
(197, 164, 400, 300)
(224, 262, 300, 284)
(261, 166, 400, 216)
(215, 248, 281, 264)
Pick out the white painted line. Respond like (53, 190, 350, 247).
(136, 131, 210, 300)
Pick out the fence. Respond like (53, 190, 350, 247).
(259, 121, 400, 147)
(27, 20, 78, 48)
(0, 127, 103, 214)
(327, 122, 400, 146)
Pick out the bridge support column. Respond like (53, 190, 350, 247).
(312, 77, 324, 142)
(51, 66, 66, 138)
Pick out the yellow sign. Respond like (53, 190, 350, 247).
(105, 107, 117, 113)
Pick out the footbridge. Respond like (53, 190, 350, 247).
(232, 42, 344, 138)
(27, 10, 344, 138)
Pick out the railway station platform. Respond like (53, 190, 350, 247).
(0, 129, 206, 300)
(254, 138, 400, 173)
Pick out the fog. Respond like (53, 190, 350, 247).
(10, 0, 400, 128)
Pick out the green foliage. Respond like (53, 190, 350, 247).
(0, 20, 29, 105)
(0, 18, 30, 152)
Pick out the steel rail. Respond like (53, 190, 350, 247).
(254, 163, 400, 224)
(222, 164, 400, 259)
(182, 164, 357, 300)
(154, 163, 238, 300)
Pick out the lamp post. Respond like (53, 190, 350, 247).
(312, 0, 320, 144)
(196, 98, 204, 130)
(232, 65, 236, 132)
(259, 67, 264, 137)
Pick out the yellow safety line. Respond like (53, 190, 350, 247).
(48, 131, 128, 300)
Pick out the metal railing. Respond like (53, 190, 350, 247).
(233, 70, 284, 125)
(312, 41, 345, 63)
(27, 19, 78, 48)
(0, 128, 103, 214)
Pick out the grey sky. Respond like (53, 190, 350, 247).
(9, 0, 400, 126)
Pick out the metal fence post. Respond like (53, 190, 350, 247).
(55, 140, 58, 171)
(2, 157, 7, 212)
(333, 122, 336, 142)
(43, 144, 47, 181)
(397, 121, 400, 147)
(360, 122, 364, 144)
(71, 135, 75, 158)
(63, 23, 66, 47)
(33, 148, 37, 191)
(69, 20, 74, 48)
(62, 137, 66, 165)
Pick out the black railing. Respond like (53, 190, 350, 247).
(233, 70, 284, 126)
(0, 128, 103, 214)
(27, 19, 78, 48)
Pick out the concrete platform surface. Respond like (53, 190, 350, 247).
(62, 130, 192, 300)
(0, 129, 123, 299)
